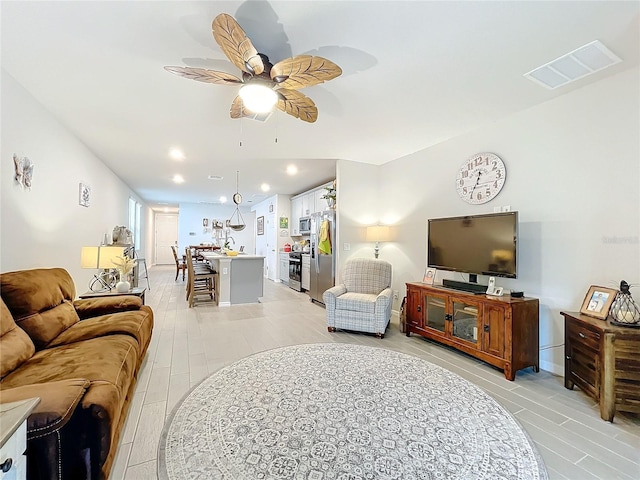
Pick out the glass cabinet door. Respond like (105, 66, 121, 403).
(451, 300, 480, 344)
(424, 294, 447, 333)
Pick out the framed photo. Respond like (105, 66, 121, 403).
(257, 216, 264, 235)
(580, 285, 618, 320)
(269, 204, 274, 213)
(79, 183, 91, 207)
(423, 267, 436, 285)
(279, 216, 289, 229)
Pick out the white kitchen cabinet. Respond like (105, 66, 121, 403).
(302, 254, 310, 291)
(279, 253, 290, 284)
(290, 196, 303, 236)
(301, 192, 313, 217)
(314, 186, 331, 213)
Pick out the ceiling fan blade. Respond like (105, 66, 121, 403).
(212, 14, 264, 75)
(276, 89, 318, 123)
(164, 66, 243, 85)
(271, 55, 342, 90)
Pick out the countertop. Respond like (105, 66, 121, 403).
(200, 252, 265, 260)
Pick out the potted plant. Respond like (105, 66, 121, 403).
(321, 181, 337, 209)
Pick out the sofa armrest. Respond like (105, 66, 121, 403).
(73, 296, 142, 319)
(0, 379, 90, 439)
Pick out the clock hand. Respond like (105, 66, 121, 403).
(468, 173, 481, 198)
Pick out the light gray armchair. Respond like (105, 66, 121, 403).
(323, 258, 393, 338)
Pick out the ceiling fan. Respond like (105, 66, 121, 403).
(164, 13, 342, 123)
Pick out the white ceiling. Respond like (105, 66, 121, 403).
(2, 1, 638, 211)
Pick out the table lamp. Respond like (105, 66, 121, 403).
(366, 225, 391, 259)
(81, 246, 125, 291)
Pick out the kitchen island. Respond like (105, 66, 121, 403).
(200, 252, 265, 306)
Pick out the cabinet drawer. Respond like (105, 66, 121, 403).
(567, 320, 601, 351)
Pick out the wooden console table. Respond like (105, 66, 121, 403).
(562, 311, 640, 422)
(405, 283, 539, 380)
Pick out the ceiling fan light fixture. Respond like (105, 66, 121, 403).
(238, 84, 278, 113)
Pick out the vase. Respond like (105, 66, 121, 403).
(327, 197, 336, 209)
(116, 280, 130, 293)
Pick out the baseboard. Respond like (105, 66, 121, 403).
(218, 301, 231, 307)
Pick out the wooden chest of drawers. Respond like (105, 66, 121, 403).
(562, 311, 640, 421)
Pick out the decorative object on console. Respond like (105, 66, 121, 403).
(111, 255, 137, 293)
(366, 225, 391, 259)
(80, 246, 124, 291)
(456, 152, 506, 204)
(423, 267, 436, 285)
(158, 343, 548, 480)
(112, 226, 133, 245)
(78, 182, 91, 207)
(580, 285, 618, 320)
(609, 280, 640, 327)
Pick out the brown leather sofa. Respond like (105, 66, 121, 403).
(0, 268, 154, 479)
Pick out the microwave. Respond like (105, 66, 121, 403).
(299, 217, 311, 234)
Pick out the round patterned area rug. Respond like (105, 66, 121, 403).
(158, 343, 547, 480)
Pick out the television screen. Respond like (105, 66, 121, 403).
(428, 212, 518, 278)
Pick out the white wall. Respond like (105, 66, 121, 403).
(177, 203, 255, 254)
(338, 67, 640, 375)
(0, 70, 149, 293)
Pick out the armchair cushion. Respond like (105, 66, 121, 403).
(335, 292, 377, 314)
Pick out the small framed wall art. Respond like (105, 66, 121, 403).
(580, 285, 618, 320)
(79, 183, 91, 207)
(257, 216, 264, 235)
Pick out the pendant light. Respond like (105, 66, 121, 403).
(227, 171, 246, 231)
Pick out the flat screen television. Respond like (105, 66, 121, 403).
(428, 211, 518, 279)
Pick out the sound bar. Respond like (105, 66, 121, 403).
(442, 279, 487, 294)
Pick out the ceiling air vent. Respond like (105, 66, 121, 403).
(524, 40, 622, 89)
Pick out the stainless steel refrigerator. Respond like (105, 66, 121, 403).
(310, 210, 336, 305)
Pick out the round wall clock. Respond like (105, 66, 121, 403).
(456, 152, 506, 204)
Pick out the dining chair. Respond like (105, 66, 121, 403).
(185, 248, 217, 307)
(171, 246, 187, 281)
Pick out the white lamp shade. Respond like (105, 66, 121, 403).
(81, 246, 124, 269)
(366, 226, 391, 242)
(238, 84, 278, 113)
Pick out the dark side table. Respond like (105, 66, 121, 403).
(79, 287, 146, 305)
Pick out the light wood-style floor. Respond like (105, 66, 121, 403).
(110, 266, 639, 480)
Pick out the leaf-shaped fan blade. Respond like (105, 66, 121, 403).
(164, 66, 243, 85)
(271, 55, 342, 90)
(212, 14, 264, 75)
(276, 89, 318, 123)
(230, 96, 255, 119)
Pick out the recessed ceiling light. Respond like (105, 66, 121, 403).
(169, 148, 185, 160)
(261, 183, 270, 192)
(286, 165, 298, 175)
(208, 175, 223, 180)
(219, 196, 227, 203)
(172, 174, 185, 184)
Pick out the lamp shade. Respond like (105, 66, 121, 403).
(238, 84, 278, 113)
(366, 226, 391, 242)
(81, 246, 124, 269)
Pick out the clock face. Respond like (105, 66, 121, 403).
(456, 153, 506, 204)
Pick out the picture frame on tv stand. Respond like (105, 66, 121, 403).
(423, 267, 436, 285)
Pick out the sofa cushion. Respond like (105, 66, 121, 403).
(0, 299, 35, 379)
(73, 296, 143, 319)
(335, 292, 377, 314)
(47, 306, 154, 355)
(0, 379, 90, 439)
(0, 268, 80, 349)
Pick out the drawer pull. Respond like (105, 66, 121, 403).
(578, 332, 586, 339)
(566, 355, 571, 360)
(1, 458, 12, 473)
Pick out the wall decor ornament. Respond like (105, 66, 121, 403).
(79, 183, 91, 207)
(257, 216, 264, 235)
(13, 154, 34, 189)
(456, 152, 506, 204)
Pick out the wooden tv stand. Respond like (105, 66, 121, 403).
(405, 283, 539, 380)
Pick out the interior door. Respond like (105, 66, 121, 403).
(155, 213, 178, 264)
